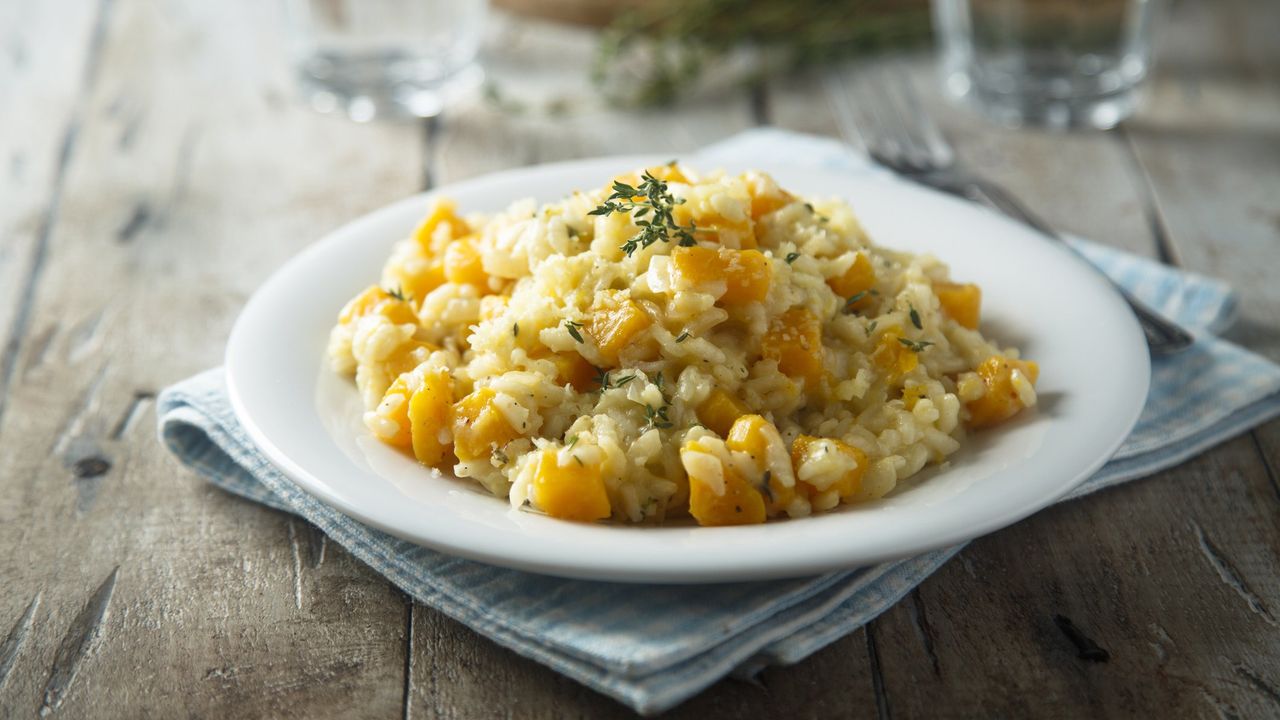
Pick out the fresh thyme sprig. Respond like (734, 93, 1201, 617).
(643, 403, 674, 431)
(843, 291, 867, 312)
(908, 303, 923, 330)
(564, 320, 585, 343)
(589, 171, 699, 257)
(898, 337, 935, 353)
(386, 286, 409, 302)
(785, 252, 801, 264)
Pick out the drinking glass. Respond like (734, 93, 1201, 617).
(932, 0, 1160, 129)
(285, 0, 488, 121)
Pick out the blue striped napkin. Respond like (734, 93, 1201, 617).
(157, 130, 1280, 715)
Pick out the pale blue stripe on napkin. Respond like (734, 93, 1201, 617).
(157, 130, 1280, 715)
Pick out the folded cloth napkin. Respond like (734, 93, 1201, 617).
(157, 129, 1280, 715)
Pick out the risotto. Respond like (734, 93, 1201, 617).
(327, 164, 1038, 526)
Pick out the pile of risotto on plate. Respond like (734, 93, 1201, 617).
(327, 164, 1038, 526)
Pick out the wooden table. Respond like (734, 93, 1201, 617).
(3, 1, 1278, 716)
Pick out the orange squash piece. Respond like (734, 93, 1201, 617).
(827, 253, 876, 310)
(338, 285, 417, 326)
(935, 281, 981, 329)
(443, 236, 488, 288)
(966, 356, 1040, 428)
(550, 352, 597, 393)
(763, 307, 824, 385)
(413, 198, 469, 255)
(532, 449, 611, 522)
(697, 389, 749, 437)
(372, 374, 416, 450)
(725, 415, 795, 515)
(790, 435, 867, 502)
(682, 437, 767, 526)
(452, 387, 521, 461)
(399, 261, 447, 303)
(671, 246, 771, 305)
(871, 331, 919, 385)
(408, 369, 453, 466)
(585, 292, 652, 366)
(742, 172, 793, 220)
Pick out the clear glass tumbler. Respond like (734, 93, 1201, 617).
(286, 0, 488, 121)
(932, 0, 1160, 129)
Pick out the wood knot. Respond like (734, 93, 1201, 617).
(72, 456, 111, 478)
(1054, 614, 1110, 663)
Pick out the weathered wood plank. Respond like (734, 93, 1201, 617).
(0, 0, 103, 431)
(0, 1, 425, 717)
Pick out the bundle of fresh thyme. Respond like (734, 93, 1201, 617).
(591, 0, 932, 107)
(588, 170, 701, 256)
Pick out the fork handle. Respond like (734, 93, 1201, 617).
(966, 179, 1195, 356)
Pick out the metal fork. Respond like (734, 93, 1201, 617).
(824, 66, 1194, 355)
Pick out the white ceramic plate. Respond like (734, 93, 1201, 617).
(226, 156, 1150, 583)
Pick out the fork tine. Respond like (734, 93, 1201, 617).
(822, 69, 869, 157)
(850, 69, 912, 168)
(884, 62, 955, 169)
(865, 68, 935, 173)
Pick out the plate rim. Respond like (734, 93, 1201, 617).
(225, 154, 1151, 583)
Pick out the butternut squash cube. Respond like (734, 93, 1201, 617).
(399, 261, 447, 304)
(682, 438, 767, 526)
(725, 414, 794, 515)
(585, 292, 652, 366)
(935, 281, 981, 330)
(371, 374, 416, 450)
(413, 198, 469, 255)
(550, 352, 597, 393)
(452, 387, 520, 461)
(647, 164, 690, 185)
(742, 171, 793, 220)
(871, 332, 919, 384)
(763, 307, 824, 384)
(338, 285, 417, 326)
(671, 246, 771, 305)
(790, 435, 867, 502)
(827, 252, 876, 309)
(966, 356, 1040, 428)
(444, 236, 488, 288)
(532, 449, 611, 522)
(697, 388, 749, 437)
(409, 369, 453, 466)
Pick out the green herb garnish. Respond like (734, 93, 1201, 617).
(643, 403, 674, 431)
(387, 286, 408, 302)
(564, 320, 585, 343)
(566, 434, 579, 449)
(898, 337, 935, 353)
(512, 323, 519, 337)
(613, 373, 637, 387)
(909, 304, 922, 330)
(785, 252, 801, 264)
(844, 291, 867, 312)
(866, 320, 878, 337)
(675, 331, 690, 343)
(589, 171, 699, 256)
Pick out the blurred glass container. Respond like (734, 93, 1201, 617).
(286, 0, 488, 121)
(932, 0, 1159, 129)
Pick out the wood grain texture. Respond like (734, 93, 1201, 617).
(1, 0, 1277, 717)
(0, 1, 420, 717)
